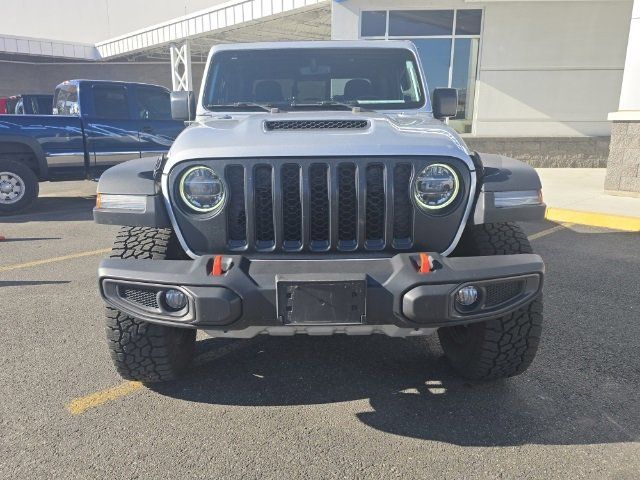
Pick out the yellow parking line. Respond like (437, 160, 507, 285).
(529, 223, 572, 241)
(65, 339, 257, 415)
(66, 381, 143, 415)
(546, 207, 640, 232)
(0, 248, 111, 273)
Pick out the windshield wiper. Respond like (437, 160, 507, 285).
(288, 101, 368, 112)
(205, 102, 273, 112)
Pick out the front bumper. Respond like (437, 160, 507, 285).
(98, 253, 543, 335)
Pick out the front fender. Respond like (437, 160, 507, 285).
(473, 153, 546, 224)
(93, 157, 171, 228)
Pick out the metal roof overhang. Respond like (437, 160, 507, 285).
(96, 0, 332, 62)
(0, 34, 98, 61)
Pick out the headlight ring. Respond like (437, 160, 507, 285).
(179, 166, 226, 214)
(413, 163, 460, 211)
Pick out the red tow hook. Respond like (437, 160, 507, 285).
(418, 253, 434, 274)
(211, 255, 224, 276)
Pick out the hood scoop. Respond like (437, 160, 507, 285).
(264, 119, 369, 131)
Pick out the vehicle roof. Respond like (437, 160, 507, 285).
(208, 40, 418, 55)
(54, 79, 170, 90)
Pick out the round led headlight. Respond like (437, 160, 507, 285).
(179, 166, 225, 213)
(413, 163, 460, 211)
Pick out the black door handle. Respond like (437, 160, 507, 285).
(141, 126, 153, 133)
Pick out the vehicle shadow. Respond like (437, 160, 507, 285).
(147, 224, 640, 447)
(148, 334, 639, 447)
(0, 196, 96, 223)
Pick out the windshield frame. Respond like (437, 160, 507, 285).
(200, 47, 428, 114)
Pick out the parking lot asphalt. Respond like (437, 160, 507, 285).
(1, 180, 639, 479)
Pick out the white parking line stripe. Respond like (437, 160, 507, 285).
(529, 224, 571, 241)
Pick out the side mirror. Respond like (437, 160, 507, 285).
(432, 88, 458, 120)
(170, 91, 196, 121)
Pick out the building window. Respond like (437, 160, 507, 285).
(451, 38, 480, 133)
(361, 9, 482, 134)
(389, 10, 454, 37)
(361, 11, 386, 37)
(455, 10, 482, 35)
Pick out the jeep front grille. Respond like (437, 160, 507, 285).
(281, 164, 302, 247)
(226, 165, 247, 246)
(224, 161, 415, 252)
(254, 165, 275, 248)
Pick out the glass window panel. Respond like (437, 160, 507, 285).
(389, 10, 454, 37)
(411, 38, 452, 103)
(455, 10, 482, 35)
(34, 97, 53, 115)
(136, 87, 171, 120)
(93, 85, 130, 119)
(204, 49, 426, 110)
(450, 38, 480, 134)
(296, 80, 327, 102)
(361, 11, 387, 37)
(53, 85, 78, 116)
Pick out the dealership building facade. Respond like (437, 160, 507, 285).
(1, 0, 639, 194)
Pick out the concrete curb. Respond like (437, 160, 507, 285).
(545, 207, 640, 232)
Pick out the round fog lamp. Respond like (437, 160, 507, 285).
(456, 286, 479, 307)
(164, 289, 187, 311)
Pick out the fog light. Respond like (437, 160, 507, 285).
(164, 289, 187, 310)
(456, 286, 479, 307)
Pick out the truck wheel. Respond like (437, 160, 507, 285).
(0, 159, 39, 215)
(439, 222, 543, 380)
(105, 227, 195, 383)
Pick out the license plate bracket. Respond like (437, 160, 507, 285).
(276, 275, 366, 325)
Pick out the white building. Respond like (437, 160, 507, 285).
(1, 0, 638, 194)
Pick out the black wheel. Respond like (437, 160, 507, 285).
(0, 159, 39, 215)
(440, 222, 543, 380)
(105, 227, 195, 383)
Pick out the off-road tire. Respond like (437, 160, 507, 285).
(454, 221, 533, 257)
(0, 159, 39, 216)
(105, 227, 195, 383)
(440, 222, 543, 380)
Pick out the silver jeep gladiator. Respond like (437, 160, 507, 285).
(94, 41, 545, 383)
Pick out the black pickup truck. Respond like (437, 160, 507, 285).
(0, 79, 184, 215)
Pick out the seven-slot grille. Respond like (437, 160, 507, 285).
(225, 161, 414, 252)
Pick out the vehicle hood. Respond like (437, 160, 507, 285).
(166, 110, 472, 169)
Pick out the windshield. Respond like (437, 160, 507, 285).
(202, 48, 426, 111)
